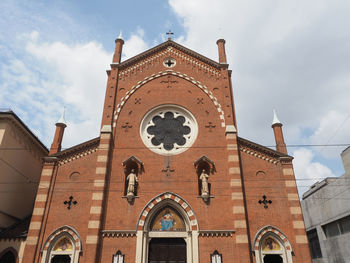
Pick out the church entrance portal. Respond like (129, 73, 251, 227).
(148, 238, 186, 263)
(263, 254, 283, 263)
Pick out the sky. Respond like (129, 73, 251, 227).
(1, 0, 350, 196)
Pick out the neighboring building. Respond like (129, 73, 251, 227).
(22, 37, 312, 263)
(0, 110, 48, 262)
(302, 147, 350, 263)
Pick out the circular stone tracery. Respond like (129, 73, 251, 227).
(140, 105, 198, 155)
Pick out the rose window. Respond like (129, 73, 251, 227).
(140, 105, 198, 155)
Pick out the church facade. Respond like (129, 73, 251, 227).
(22, 36, 312, 263)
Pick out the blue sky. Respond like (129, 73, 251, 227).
(1, 0, 350, 195)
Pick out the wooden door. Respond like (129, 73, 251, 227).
(148, 238, 186, 263)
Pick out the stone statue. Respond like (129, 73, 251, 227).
(199, 169, 210, 199)
(127, 169, 138, 198)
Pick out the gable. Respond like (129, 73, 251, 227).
(116, 40, 225, 81)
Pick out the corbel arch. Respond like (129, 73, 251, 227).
(252, 225, 293, 263)
(41, 225, 82, 263)
(113, 70, 225, 128)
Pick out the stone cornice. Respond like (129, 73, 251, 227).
(101, 230, 137, 238)
(50, 137, 100, 166)
(198, 230, 235, 237)
(238, 137, 292, 165)
(118, 40, 223, 71)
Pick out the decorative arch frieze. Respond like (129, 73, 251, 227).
(41, 225, 82, 253)
(136, 192, 199, 231)
(252, 225, 292, 252)
(253, 225, 294, 263)
(113, 70, 225, 128)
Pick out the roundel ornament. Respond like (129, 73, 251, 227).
(140, 105, 198, 155)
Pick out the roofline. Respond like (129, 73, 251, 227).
(50, 137, 100, 158)
(117, 39, 227, 70)
(0, 110, 48, 153)
(237, 136, 293, 160)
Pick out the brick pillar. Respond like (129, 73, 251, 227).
(272, 123, 287, 154)
(49, 123, 66, 155)
(84, 37, 120, 262)
(84, 131, 112, 262)
(22, 159, 57, 263)
(216, 39, 227, 64)
(112, 38, 124, 64)
(226, 125, 252, 262)
(281, 160, 312, 262)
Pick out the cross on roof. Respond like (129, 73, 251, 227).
(166, 30, 174, 40)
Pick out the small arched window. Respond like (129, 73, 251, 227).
(211, 250, 222, 263)
(113, 250, 124, 263)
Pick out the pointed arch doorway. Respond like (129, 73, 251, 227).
(135, 193, 199, 263)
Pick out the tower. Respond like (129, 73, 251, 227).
(22, 36, 312, 263)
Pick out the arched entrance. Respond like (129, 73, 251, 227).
(135, 192, 199, 263)
(252, 226, 293, 263)
(0, 251, 16, 263)
(41, 226, 82, 263)
(149, 238, 186, 263)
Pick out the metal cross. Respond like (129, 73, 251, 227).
(205, 122, 216, 132)
(165, 59, 175, 67)
(258, 195, 272, 209)
(166, 30, 174, 39)
(64, 196, 77, 210)
(162, 165, 175, 176)
(121, 122, 132, 132)
(160, 75, 178, 88)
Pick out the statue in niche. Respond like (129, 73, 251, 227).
(126, 169, 138, 200)
(199, 169, 210, 200)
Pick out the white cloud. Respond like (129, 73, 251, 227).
(1, 32, 112, 148)
(293, 148, 335, 196)
(168, 0, 350, 167)
(0, 29, 152, 149)
(309, 110, 350, 158)
(122, 28, 150, 60)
